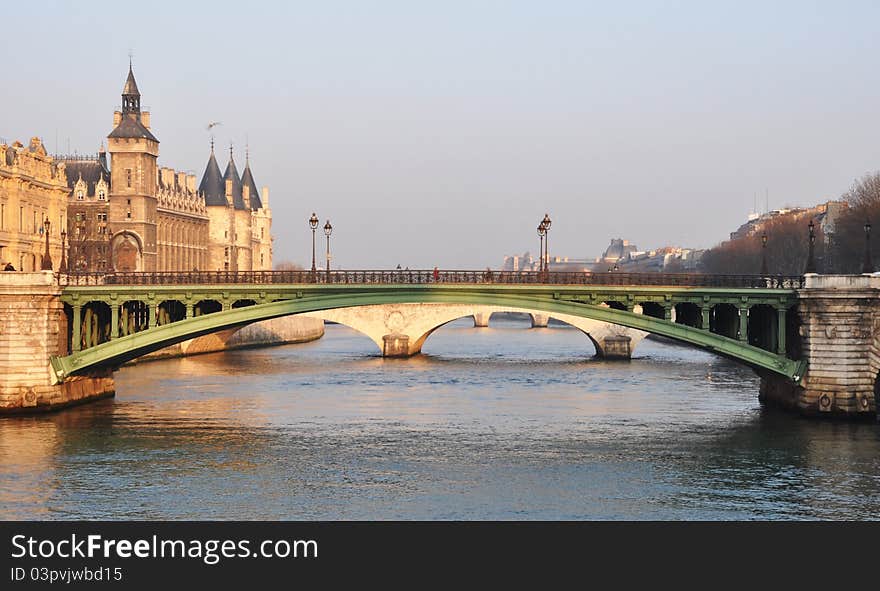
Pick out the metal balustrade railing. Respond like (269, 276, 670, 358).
(56, 270, 806, 289)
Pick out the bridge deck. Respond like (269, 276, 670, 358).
(59, 270, 805, 289)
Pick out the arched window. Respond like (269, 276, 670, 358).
(77, 191, 84, 200)
(98, 190, 106, 200)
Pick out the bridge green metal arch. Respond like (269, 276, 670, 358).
(49, 289, 807, 384)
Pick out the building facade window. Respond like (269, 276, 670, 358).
(77, 191, 84, 200)
(126, 169, 132, 188)
(98, 190, 105, 200)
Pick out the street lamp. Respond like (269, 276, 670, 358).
(542, 213, 552, 278)
(804, 219, 817, 274)
(60, 229, 67, 273)
(537, 222, 546, 276)
(323, 219, 333, 280)
(863, 220, 873, 274)
(309, 212, 319, 275)
(760, 232, 768, 276)
(40, 218, 53, 270)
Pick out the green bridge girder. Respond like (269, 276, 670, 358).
(51, 283, 807, 384)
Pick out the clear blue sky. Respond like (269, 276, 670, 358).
(3, 1, 879, 268)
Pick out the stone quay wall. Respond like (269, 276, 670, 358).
(135, 315, 324, 361)
(760, 274, 879, 418)
(0, 272, 114, 413)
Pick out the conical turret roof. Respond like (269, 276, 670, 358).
(241, 155, 263, 210)
(222, 150, 246, 210)
(199, 144, 226, 206)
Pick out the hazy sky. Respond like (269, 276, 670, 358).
(3, 1, 879, 268)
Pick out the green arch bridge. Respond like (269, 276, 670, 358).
(49, 270, 807, 384)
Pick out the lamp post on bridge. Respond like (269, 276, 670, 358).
(324, 219, 333, 281)
(537, 221, 546, 277)
(308, 212, 319, 279)
(804, 219, 817, 274)
(760, 232, 768, 276)
(60, 229, 67, 273)
(542, 213, 552, 281)
(863, 220, 873, 274)
(40, 218, 53, 271)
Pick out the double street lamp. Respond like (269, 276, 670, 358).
(535, 213, 551, 280)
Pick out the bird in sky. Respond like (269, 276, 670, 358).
(206, 121, 222, 131)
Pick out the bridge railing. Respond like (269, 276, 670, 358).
(57, 270, 805, 289)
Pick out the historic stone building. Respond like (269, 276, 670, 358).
(61, 149, 111, 271)
(198, 144, 272, 271)
(0, 138, 69, 271)
(61, 65, 272, 272)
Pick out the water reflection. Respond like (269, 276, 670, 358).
(1, 316, 878, 519)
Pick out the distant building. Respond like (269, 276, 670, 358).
(500, 237, 701, 274)
(728, 200, 847, 243)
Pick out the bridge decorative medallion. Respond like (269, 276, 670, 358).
(51, 271, 807, 385)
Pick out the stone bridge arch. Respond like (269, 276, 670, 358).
(301, 304, 648, 358)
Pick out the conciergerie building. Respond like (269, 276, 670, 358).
(59, 64, 273, 272)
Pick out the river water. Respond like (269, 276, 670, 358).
(2, 315, 879, 520)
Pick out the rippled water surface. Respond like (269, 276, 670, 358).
(2, 316, 879, 520)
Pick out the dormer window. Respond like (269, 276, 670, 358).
(98, 190, 106, 200)
(77, 191, 84, 200)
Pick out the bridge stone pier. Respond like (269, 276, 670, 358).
(760, 274, 879, 417)
(0, 272, 114, 413)
(303, 304, 647, 359)
(530, 313, 550, 328)
(472, 311, 491, 328)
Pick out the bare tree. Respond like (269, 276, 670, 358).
(830, 172, 880, 273)
(701, 213, 824, 275)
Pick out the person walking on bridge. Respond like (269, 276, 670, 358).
(433, 266, 440, 282)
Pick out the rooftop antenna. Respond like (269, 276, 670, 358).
(765, 188, 769, 214)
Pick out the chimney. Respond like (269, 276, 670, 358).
(225, 178, 233, 206)
(113, 111, 122, 127)
(141, 111, 151, 129)
(186, 174, 195, 193)
(160, 167, 174, 187)
(242, 184, 251, 209)
(176, 171, 186, 189)
(261, 187, 269, 209)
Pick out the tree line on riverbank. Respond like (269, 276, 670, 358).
(700, 171, 880, 275)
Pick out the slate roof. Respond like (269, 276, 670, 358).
(240, 161, 263, 209)
(107, 116, 158, 142)
(123, 66, 140, 96)
(222, 155, 246, 210)
(60, 154, 111, 196)
(198, 148, 227, 206)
